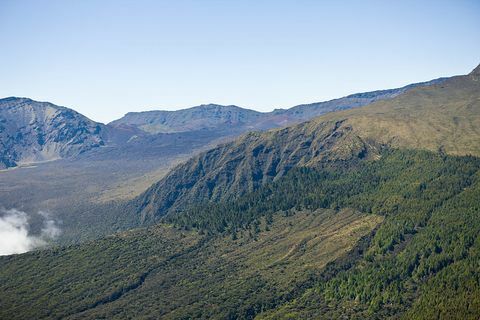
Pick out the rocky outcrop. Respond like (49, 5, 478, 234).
(0, 97, 105, 168)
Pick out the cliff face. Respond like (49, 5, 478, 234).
(0, 97, 105, 168)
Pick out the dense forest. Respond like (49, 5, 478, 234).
(1, 148, 479, 319)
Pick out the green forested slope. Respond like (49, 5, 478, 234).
(260, 157, 480, 319)
(133, 67, 480, 224)
(1, 149, 480, 319)
(0, 209, 379, 319)
(1, 66, 479, 319)
(134, 119, 374, 223)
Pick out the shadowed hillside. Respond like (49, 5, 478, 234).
(133, 66, 480, 223)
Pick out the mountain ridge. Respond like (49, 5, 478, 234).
(132, 67, 480, 223)
(109, 77, 447, 134)
(0, 72, 455, 169)
(1, 65, 480, 319)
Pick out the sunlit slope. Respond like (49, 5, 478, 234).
(317, 67, 480, 156)
(134, 66, 480, 223)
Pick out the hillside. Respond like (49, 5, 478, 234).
(1, 65, 479, 319)
(1, 148, 479, 319)
(0, 76, 449, 243)
(109, 78, 445, 136)
(317, 69, 480, 156)
(134, 119, 374, 223)
(133, 66, 480, 223)
(0, 97, 105, 168)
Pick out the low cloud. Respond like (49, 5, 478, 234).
(0, 209, 61, 256)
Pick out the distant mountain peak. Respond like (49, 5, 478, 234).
(470, 63, 480, 76)
(1, 96, 37, 105)
(0, 98, 105, 168)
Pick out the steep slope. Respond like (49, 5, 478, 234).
(134, 66, 479, 223)
(135, 119, 376, 223)
(1, 148, 479, 319)
(0, 97, 105, 168)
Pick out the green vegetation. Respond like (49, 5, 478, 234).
(168, 149, 478, 239)
(0, 209, 379, 319)
(2, 148, 480, 319)
(2, 65, 480, 320)
(0, 226, 201, 319)
(135, 70, 480, 226)
(257, 150, 480, 319)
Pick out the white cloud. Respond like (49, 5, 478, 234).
(39, 211, 61, 239)
(0, 209, 61, 256)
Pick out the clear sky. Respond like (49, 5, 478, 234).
(0, 0, 479, 123)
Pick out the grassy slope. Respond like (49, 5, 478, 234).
(318, 73, 480, 156)
(1, 69, 479, 319)
(0, 209, 380, 320)
(134, 71, 480, 224)
(0, 226, 201, 319)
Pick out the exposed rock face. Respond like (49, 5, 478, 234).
(0, 97, 105, 168)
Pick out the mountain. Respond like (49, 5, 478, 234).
(133, 67, 479, 223)
(272, 77, 445, 122)
(108, 104, 267, 134)
(0, 97, 105, 169)
(0, 65, 479, 319)
(0, 77, 449, 243)
(0, 77, 445, 170)
(109, 78, 446, 136)
(134, 119, 373, 223)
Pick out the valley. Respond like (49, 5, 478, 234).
(0, 65, 479, 319)
(0, 78, 445, 244)
(2, 2, 478, 318)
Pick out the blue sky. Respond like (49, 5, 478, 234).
(0, 0, 479, 123)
